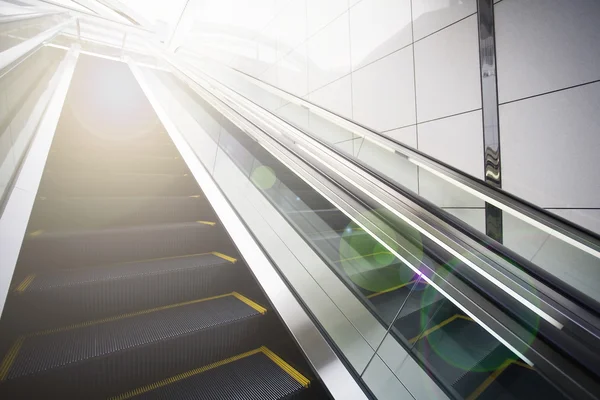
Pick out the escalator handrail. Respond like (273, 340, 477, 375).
(176, 49, 600, 260)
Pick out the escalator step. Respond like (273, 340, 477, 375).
(38, 171, 199, 197)
(412, 316, 502, 387)
(112, 348, 309, 400)
(28, 195, 211, 231)
(45, 151, 187, 174)
(10, 253, 239, 329)
(18, 221, 225, 271)
(0, 293, 267, 398)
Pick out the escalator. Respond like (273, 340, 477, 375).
(149, 62, 593, 399)
(0, 55, 325, 399)
(203, 113, 568, 400)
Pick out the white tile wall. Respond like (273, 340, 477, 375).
(277, 43, 308, 96)
(352, 47, 415, 132)
(309, 74, 353, 119)
(417, 110, 484, 178)
(307, 12, 352, 92)
(412, 0, 476, 41)
(349, 0, 412, 70)
(307, 0, 348, 37)
(414, 14, 481, 122)
(500, 82, 600, 208)
(275, 0, 307, 60)
(383, 125, 416, 148)
(495, 0, 600, 103)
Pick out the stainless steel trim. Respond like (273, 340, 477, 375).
(477, 0, 504, 242)
(177, 51, 600, 258)
(128, 59, 370, 400)
(0, 17, 76, 73)
(0, 45, 79, 316)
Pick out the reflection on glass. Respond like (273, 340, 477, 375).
(147, 68, 572, 400)
(0, 46, 65, 208)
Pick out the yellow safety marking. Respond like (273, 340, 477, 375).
(261, 346, 311, 388)
(211, 252, 237, 263)
(109, 346, 309, 399)
(30, 293, 243, 337)
(466, 359, 534, 400)
(14, 274, 36, 293)
(232, 292, 267, 314)
(196, 220, 216, 226)
(28, 230, 44, 238)
(367, 280, 417, 299)
(409, 314, 473, 344)
(0, 336, 25, 381)
(335, 251, 393, 264)
(188, 195, 203, 198)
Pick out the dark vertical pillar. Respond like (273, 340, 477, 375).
(477, 0, 503, 243)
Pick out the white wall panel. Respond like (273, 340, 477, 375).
(349, 0, 412, 70)
(307, 12, 351, 92)
(309, 74, 353, 119)
(352, 47, 415, 132)
(412, 0, 476, 41)
(417, 110, 484, 178)
(414, 15, 481, 122)
(307, 0, 348, 37)
(274, 0, 307, 60)
(500, 82, 600, 208)
(277, 43, 308, 96)
(496, 0, 600, 103)
(383, 125, 416, 148)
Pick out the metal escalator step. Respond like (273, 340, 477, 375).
(46, 151, 188, 174)
(28, 195, 211, 231)
(0, 293, 267, 398)
(38, 171, 199, 197)
(113, 348, 309, 400)
(473, 362, 561, 400)
(412, 316, 502, 386)
(18, 222, 225, 270)
(12, 253, 239, 327)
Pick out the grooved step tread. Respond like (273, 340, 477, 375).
(112, 348, 309, 400)
(0, 293, 266, 381)
(15, 253, 235, 293)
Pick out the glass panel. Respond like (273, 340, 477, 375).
(0, 45, 65, 207)
(184, 58, 600, 307)
(0, 13, 68, 53)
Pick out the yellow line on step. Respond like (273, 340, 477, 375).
(28, 230, 44, 238)
(109, 346, 310, 400)
(466, 359, 533, 400)
(0, 336, 25, 381)
(261, 346, 311, 387)
(30, 293, 245, 337)
(409, 314, 473, 344)
(335, 251, 392, 264)
(14, 274, 36, 293)
(196, 220, 216, 226)
(367, 280, 417, 299)
(211, 252, 237, 263)
(231, 292, 267, 314)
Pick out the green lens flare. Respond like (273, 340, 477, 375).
(415, 259, 540, 373)
(338, 210, 423, 294)
(251, 165, 277, 190)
